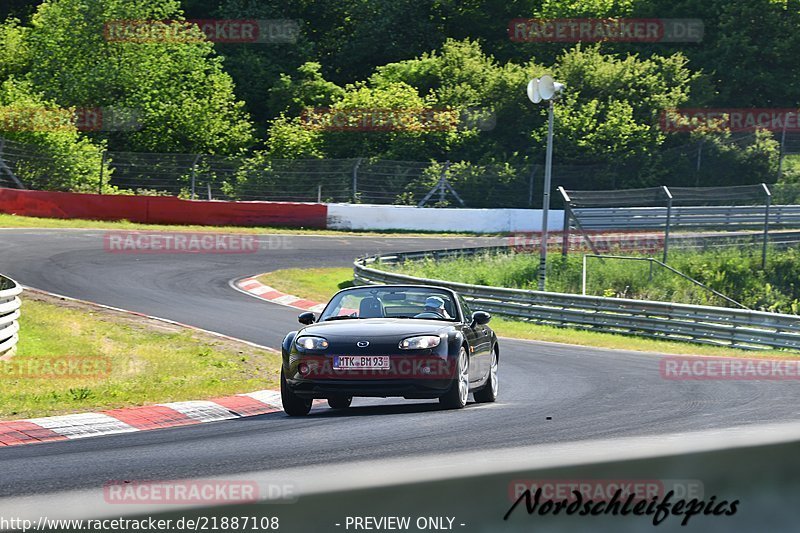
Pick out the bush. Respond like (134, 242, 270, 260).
(0, 78, 107, 192)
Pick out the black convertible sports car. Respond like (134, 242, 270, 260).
(280, 284, 499, 416)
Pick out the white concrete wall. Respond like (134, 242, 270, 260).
(327, 203, 564, 233)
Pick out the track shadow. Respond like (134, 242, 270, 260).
(308, 399, 484, 418)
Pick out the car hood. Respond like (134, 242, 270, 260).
(299, 318, 453, 339)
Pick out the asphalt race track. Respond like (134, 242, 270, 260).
(0, 228, 798, 502)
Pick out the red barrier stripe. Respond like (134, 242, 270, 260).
(292, 299, 321, 309)
(0, 420, 67, 446)
(212, 395, 280, 416)
(259, 290, 285, 299)
(0, 188, 328, 228)
(102, 405, 197, 431)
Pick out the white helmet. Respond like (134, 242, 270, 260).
(424, 296, 445, 309)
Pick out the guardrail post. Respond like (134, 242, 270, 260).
(695, 140, 704, 178)
(582, 254, 588, 295)
(559, 186, 571, 256)
(762, 183, 772, 269)
(528, 165, 537, 207)
(98, 150, 106, 195)
(662, 186, 673, 263)
(778, 112, 792, 179)
(418, 161, 463, 207)
(562, 206, 571, 257)
(352, 157, 362, 202)
(190, 154, 201, 200)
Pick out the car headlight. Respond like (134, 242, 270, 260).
(295, 336, 329, 350)
(399, 335, 441, 350)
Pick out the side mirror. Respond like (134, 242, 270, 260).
(471, 311, 491, 326)
(298, 312, 316, 325)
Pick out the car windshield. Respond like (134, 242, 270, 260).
(319, 287, 458, 322)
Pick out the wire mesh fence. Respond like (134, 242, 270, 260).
(558, 181, 800, 267)
(2, 131, 800, 208)
(0, 137, 61, 190)
(0, 136, 593, 207)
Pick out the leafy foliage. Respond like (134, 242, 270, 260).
(0, 78, 107, 191)
(4, 0, 253, 154)
(0, 0, 791, 193)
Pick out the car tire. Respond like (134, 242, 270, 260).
(473, 348, 498, 403)
(439, 346, 469, 409)
(328, 396, 352, 409)
(281, 367, 312, 416)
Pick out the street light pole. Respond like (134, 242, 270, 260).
(538, 99, 555, 291)
(527, 75, 563, 291)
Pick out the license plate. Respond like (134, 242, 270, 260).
(333, 355, 390, 370)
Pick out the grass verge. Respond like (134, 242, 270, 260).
(378, 248, 800, 314)
(0, 213, 490, 238)
(256, 267, 798, 359)
(2, 291, 281, 419)
(257, 268, 354, 303)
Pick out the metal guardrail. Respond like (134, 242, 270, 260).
(0, 274, 21, 358)
(558, 185, 790, 266)
(353, 247, 800, 351)
(571, 205, 800, 230)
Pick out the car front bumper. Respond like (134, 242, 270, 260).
(286, 377, 452, 399)
(285, 352, 458, 399)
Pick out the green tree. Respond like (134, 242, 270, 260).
(0, 78, 107, 192)
(18, 0, 253, 154)
(199, 0, 317, 137)
(370, 39, 544, 163)
(298, 0, 445, 84)
(268, 62, 345, 118)
(259, 81, 460, 161)
(547, 45, 695, 164)
(0, 19, 28, 82)
(633, 0, 800, 108)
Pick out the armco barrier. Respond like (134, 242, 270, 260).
(572, 205, 800, 230)
(354, 247, 800, 351)
(0, 188, 327, 228)
(0, 274, 21, 358)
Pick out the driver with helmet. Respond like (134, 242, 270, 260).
(419, 295, 452, 319)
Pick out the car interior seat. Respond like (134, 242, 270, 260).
(358, 296, 385, 318)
